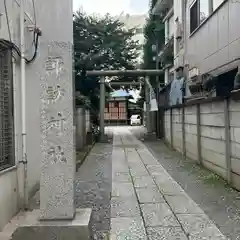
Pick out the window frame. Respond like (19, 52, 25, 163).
(190, 0, 200, 34)
(189, 0, 227, 36)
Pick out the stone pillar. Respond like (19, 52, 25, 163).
(40, 42, 76, 220)
(11, 0, 91, 239)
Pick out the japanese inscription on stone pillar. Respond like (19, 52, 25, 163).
(40, 41, 75, 220)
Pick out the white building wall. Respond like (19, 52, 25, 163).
(0, 0, 72, 230)
(185, 0, 240, 75)
(0, 0, 38, 230)
(117, 14, 147, 65)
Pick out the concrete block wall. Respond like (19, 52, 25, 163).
(76, 108, 86, 151)
(184, 105, 198, 161)
(163, 98, 240, 191)
(200, 102, 226, 178)
(164, 109, 171, 144)
(229, 100, 240, 189)
(85, 109, 91, 133)
(172, 108, 183, 153)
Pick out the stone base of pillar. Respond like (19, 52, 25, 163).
(11, 208, 92, 240)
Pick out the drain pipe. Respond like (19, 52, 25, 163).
(20, 0, 28, 210)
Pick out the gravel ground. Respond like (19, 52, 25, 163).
(75, 142, 112, 240)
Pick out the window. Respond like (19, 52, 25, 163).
(0, 46, 14, 170)
(200, 0, 209, 23)
(114, 102, 118, 107)
(213, 0, 224, 11)
(190, 1, 199, 33)
(190, 0, 226, 34)
(165, 15, 174, 43)
(168, 16, 175, 39)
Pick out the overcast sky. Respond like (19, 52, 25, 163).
(73, 0, 149, 15)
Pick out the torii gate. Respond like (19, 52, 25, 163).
(86, 69, 164, 141)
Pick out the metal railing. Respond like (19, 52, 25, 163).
(0, 47, 14, 170)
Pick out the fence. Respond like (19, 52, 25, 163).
(164, 93, 240, 190)
(75, 107, 91, 151)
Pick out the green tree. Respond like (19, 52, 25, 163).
(73, 11, 140, 110)
(139, 0, 165, 103)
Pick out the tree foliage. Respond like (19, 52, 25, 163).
(73, 11, 140, 110)
(138, 0, 165, 102)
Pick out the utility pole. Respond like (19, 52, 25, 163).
(100, 76, 105, 142)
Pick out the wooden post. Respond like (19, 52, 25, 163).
(196, 104, 202, 165)
(224, 98, 231, 184)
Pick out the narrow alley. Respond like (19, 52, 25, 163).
(75, 126, 240, 239)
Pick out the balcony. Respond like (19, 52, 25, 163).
(159, 36, 174, 67)
(152, 0, 173, 16)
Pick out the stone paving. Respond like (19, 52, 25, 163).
(1, 126, 235, 239)
(110, 127, 228, 240)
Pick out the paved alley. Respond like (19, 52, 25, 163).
(2, 126, 240, 239)
(110, 127, 229, 239)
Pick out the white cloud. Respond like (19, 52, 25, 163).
(73, 0, 133, 15)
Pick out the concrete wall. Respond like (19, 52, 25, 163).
(76, 108, 86, 151)
(200, 102, 226, 178)
(172, 108, 183, 153)
(185, 0, 240, 75)
(0, 0, 40, 230)
(184, 105, 198, 161)
(164, 109, 171, 143)
(229, 100, 240, 189)
(86, 109, 91, 133)
(164, 97, 240, 190)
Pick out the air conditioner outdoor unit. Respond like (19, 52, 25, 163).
(189, 67, 199, 78)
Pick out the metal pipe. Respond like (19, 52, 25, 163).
(100, 76, 105, 142)
(20, 0, 28, 209)
(86, 69, 163, 77)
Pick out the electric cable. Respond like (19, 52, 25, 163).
(2, 0, 40, 64)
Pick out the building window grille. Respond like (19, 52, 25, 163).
(0, 46, 14, 170)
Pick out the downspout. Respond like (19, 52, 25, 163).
(182, 0, 188, 99)
(20, 0, 28, 210)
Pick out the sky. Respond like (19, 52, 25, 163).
(73, 0, 149, 15)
